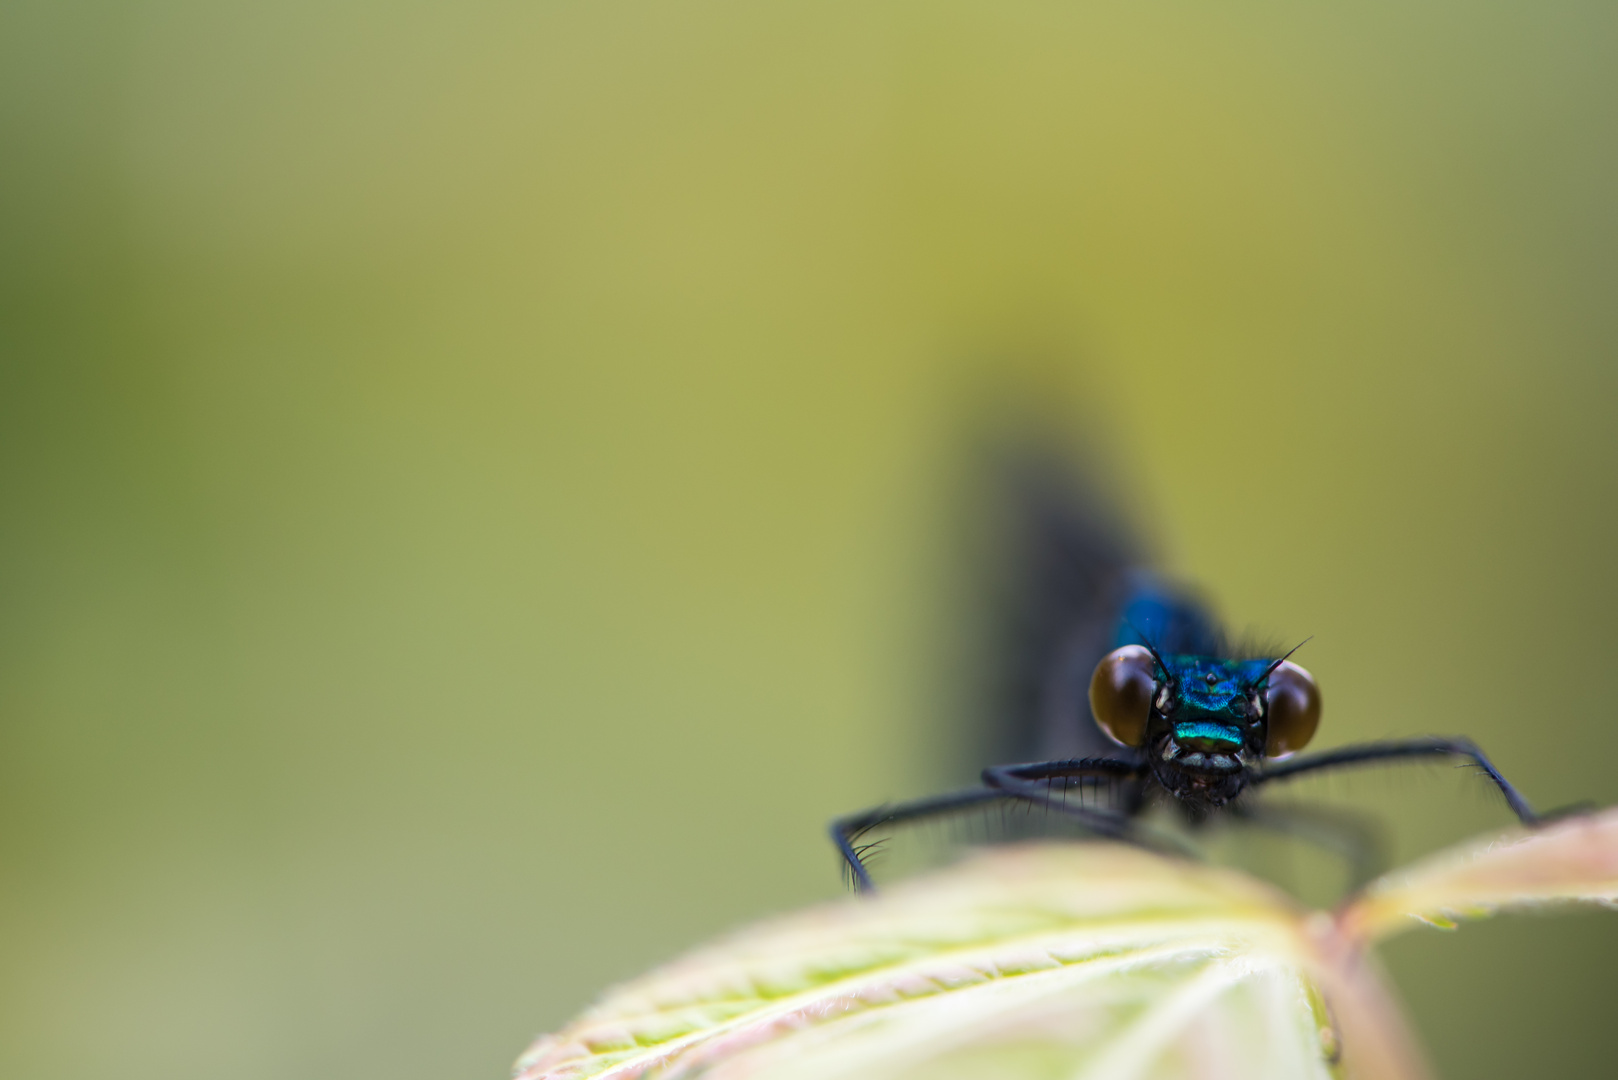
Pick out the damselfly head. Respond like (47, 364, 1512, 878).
(1088, 645, 1323, 763)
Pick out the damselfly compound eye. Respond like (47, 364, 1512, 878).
(1264, 660, 1321, 759)
(1089, 645, 1158, 748)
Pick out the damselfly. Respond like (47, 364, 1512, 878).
(830, 458, 1542, 890)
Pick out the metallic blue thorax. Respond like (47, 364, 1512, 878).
(1165, 657, 1272, 749)
(1171, 657, 1269, 714)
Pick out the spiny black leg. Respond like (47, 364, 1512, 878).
(1254, 737, 1538, 824)
(977, 761, 1145, 829)
(831, 758, 1144, 891)
(980, 758, 1145, 841)
(1229, 799, 1390, 890)
(830, 787, 1006, 891)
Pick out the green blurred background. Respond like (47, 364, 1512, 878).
(3, 2, 1617, 1078)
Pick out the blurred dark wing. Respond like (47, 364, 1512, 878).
(967, 452, 1146, 767)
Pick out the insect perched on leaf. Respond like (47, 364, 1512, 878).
(521, 448, 1609, 1080)
(830, 456, 1543, 890)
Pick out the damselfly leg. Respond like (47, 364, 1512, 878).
(832, 761, 1145, 891)
(833, 737, 1540, 891)
(981, 757, 1144, 807)
(1226, 799, 1390, 890)
(1254, 737, 1539, 825)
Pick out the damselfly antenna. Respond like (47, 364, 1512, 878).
(1124, 621, 1172, 682)
(1250, 637, 1313, 691)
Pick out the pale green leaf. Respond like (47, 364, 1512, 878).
(516, 808, 1618, 1080)
(1337, 806, 1618, 943)
(515, 844, 1417, 1080)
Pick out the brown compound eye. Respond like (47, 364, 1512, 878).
(1264, 660, 1321, 759)
(1089, 645, 1159, 748)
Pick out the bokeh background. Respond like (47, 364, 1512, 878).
(4, 2, 1617, 1078)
